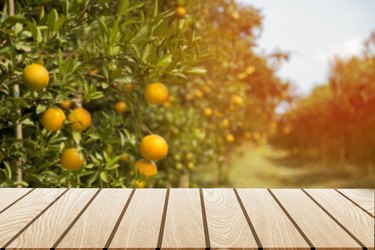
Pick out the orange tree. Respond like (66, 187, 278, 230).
(0, 0, 204, 187)
(145, 0, 289, 187)
(273, 34, 375, 173)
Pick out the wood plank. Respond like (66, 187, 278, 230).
(305, 189, 374, 249)
(237, 189, 310, 249)
(108, 189, 166, 249)
(55, 189, 132, 249)
(271, 189, 362, 249)
(337, 189, 374, 216)
(0, 188, 66, 247)
(203, 189, 258, 249)
(7, 188, 99, 249)
(0, 188, 33, 213)
(162, 188, 206, 249)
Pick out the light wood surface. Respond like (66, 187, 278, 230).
(0, 188, 66, 247)
(0, 188, 373, 250)
(56, 189, 132, 249)
(337, 189, 375, 216)
(305, 189, 374, 247)
(162, 188, 206, 249)
(0, 188, 33, 213)
(237, 189, 310, 249)
(108, 189, 166, 249)
(270, 189, 365, 249)
(7, 189, 98, 249)
(203, 188, 258, 249)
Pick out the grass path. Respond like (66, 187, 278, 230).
(227, 144, 375, 188)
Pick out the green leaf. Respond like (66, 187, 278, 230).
(186, 67, 207, 75)
(117, 0, 129, 17)
(5, 15, 27, 24)
(47, 9, 58, 34)
(100, 171, 110, 183)
(157, 54, 172, 67)
(54, 15, 65, 31)
(96, 17, 109, 36)
(36, 104, 47, 114)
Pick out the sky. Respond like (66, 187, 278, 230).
(238, 0, 375, 94)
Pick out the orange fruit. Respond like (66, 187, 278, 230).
(222, 119, 230, 128)
(68, 107, 92, 132)
(203, 107, 213, 117)
(133, 179, 145, 188)
(23, 64, 49, 90)
(246, 65, 255, 75)
(119, 152, 129, 162)
(226, 134, 235, 143)
(60, 100, 72, 109)
(176, 6, 186, 18)
(124, 83, 134, 92)
(244, 131, 252, 139)
(140, 134, 168, 161)
(144, 82, 169, 105)
(60, 148, 84, 171)
(134, 160, 157, 178)
(231, 95, 243, 106)
(195, 90, 203, 98)
(41, 108, 66, 131)
(114, 101, 127, 113)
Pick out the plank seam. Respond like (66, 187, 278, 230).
(0, 188, 36, 215)
(267, 189, 315, 249)
(104, 188, 136, 249)
(233, 188, 263, 249)
(156, 188, 170, 250)
(51, 188, 102, 249)
(301, 189, 368, 249)
(334, 189, 375, 219)
(199, 188, 211, 250)
(1, 188, 70, 249)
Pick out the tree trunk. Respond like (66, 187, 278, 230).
(9, 0, 23, 187)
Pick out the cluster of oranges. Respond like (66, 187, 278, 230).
(23, 63, 170, 182)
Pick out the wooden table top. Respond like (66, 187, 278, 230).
(0, 188, 373, 249)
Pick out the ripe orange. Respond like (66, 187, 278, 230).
(222, 119, 230, 128)
(203, 107, 213, 117)
(68, 107, 92, 132)
(244, 131, 252, 139)
(60, 148, 84, 171)
(41, 108, 66, 131)
(133, 180, 145, 188)
(226, 133, 235, 143)
(124, 83, 134, 92)
(176, 6, 186, 18)
(114, 101, 127, 113)
(134, 160, 157, 178)
(144, 82, 169, 105)
(140, 134, 168, 161)
(60, 100, 72, 109)
(246, 65, 255, 75)
(23, 64, 49, 90)
(231, 95, 243, 106)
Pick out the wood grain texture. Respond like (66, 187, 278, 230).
(305, 189, 374, 249)
(55, 189, 132, 249)
(7, 188, 98, 249)
(0, 188, 33, 213)
(162, 188, 206, 249)
(108, 189, 166, 249)
(203, 189, 258, 249)
(271, 189, 362, 249)
(338, 189, 374, 215)
(0, 188, 66, 247)
(237, 189, 309, 249)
